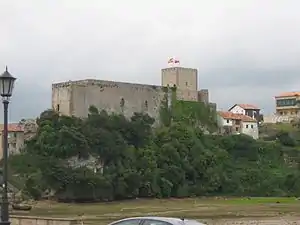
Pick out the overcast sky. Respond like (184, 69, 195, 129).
(1, 0, 300, 122)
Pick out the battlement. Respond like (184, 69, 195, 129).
(200, 89, 208, 93)
(52, 81, 73, 88)
(161, 67, 198, 72)
(52, 79, 162, 91)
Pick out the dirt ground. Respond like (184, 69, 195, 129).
(12, 198, 300, 225)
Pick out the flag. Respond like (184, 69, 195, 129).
(168, 58, 174, 64)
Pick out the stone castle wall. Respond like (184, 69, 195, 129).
(52, 79, 166, 121)
(52, 79, 215, 121)
(52, 67, 215, 121)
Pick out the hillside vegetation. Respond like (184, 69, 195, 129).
(7, 94, 300, 202)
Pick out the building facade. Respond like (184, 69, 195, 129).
(275, 92, 300, 116)
(217, 111, 259, 139)
(0, 123, 25, 159)
(52, 67, 214, 120)
(228, 104, 260, 120)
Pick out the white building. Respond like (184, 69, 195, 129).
(218, 111, 259, 139)
(228, 104, 260, 120)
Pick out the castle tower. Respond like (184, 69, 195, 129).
(161, 67, 198, 91)
(198, 89, 209, 104)
(161, 58, 198, 101)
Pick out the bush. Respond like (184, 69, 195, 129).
(8, 106, 300, 201)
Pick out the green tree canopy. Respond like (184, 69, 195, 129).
(8, 104, 300, 202)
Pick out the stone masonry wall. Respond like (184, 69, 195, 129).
(9, 215, 300, 225)
(11, 215, 79, 225)
(161, 67, 198, 91)
(53, 79, 166, 122)
(52, 78, 213, 122)
(52, 82, 73, 116)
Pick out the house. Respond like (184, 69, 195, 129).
(275, 91, 300, 116)
(0, 123, 25, 159)
(217, 111, 259, 139)
(228, 104, 260, 121)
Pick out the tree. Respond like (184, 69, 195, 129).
(8, 105, 300, 202)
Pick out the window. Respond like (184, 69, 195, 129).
(185, 81, 188, 86)
(143, 220, 172, 225)
(111, 219, 141, 225)
(251, 125, 254, 128)
(226, 119, 229, 123)
(246, 124, 249, 128)
(57, 104, 60, 112)
(276, 98, 297, 107)
(235, 127, 239, 132)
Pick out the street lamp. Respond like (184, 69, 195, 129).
(0, 66, 16, 225)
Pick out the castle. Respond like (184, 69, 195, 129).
(52, 66, 215, 121)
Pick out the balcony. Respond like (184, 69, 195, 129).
(276, 105, 300, 110)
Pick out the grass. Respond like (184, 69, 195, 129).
(259, 123, 296, 137)
(11, 197, 300, 224)
(262, 123, 296, 132)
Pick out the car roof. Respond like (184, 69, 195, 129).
(109, 216, 205, 225)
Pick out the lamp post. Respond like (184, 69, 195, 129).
(0, 66, 16, 225)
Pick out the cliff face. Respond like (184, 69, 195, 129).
(19, 119, 38, 142)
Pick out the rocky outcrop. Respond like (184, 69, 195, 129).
(19, 119, 38, 141)
(67, 155, 104, 174)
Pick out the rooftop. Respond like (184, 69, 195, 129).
(218, 111, 256, 122)
(275, 91, 300, 98)
(52, 79, 161, 89)
(229, 104, 259, 110)
(0, 123, 24, 132)
(238, 104, 259, 110)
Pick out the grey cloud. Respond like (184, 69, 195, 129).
(201, 68, 300, 89)
(1, 0, 300, 121)
(0, 82, 50, 123)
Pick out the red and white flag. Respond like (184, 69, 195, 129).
(168, 57, 180, 66)
(168, 58, 174, 64)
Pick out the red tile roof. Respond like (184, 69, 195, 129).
(237, 104, 259, 110)
(0, 123, 24, 132)
(228, 104, 260, 111)
(275, 91, 300, 98)
(218, 111, 256, 122)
